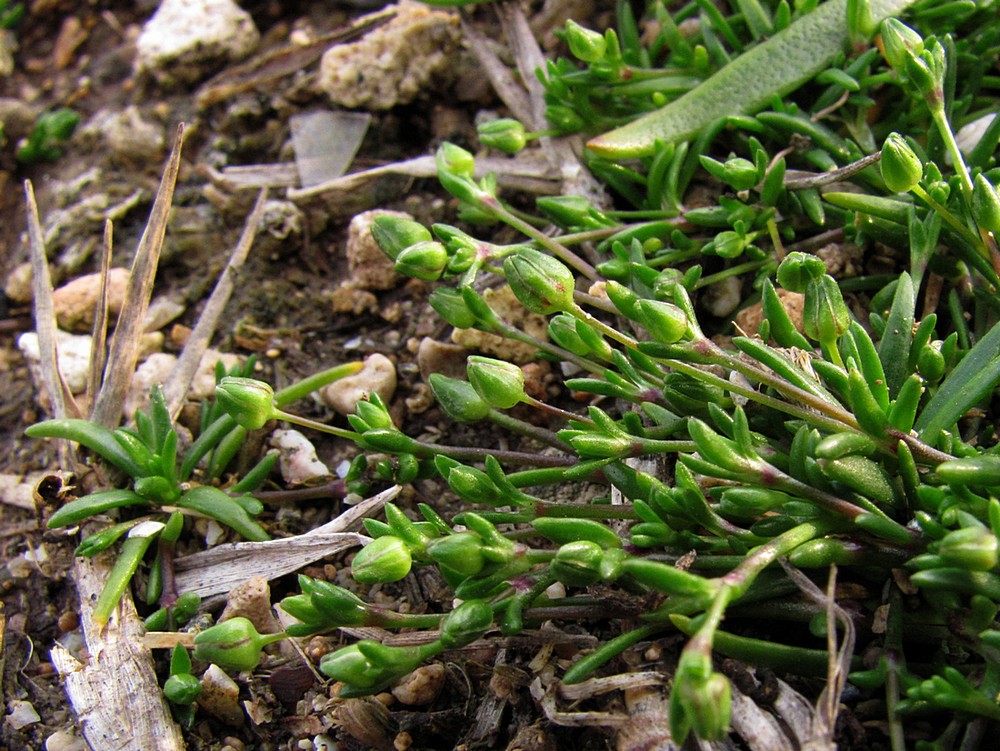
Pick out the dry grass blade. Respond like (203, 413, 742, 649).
(90, 123, 186, 427)
(163, 187, 268, 418)
(86, 220, 114, 408)
(780, 561, 855, 751)
(24, 180, 74, 426)
(173, 485, 398, 597)
(497, 4, 608, 208)
(286, 151, 561, 202)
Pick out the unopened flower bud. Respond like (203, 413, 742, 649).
(319, 644, 384, 690)
(973, 174, 1000, 235)
(192, 616, 285, 672)
(504, 249, 576, 314)
(439, 599, 493, 649)
(478, 118, 527, 154)
(215, 377, 279, 430)
(440, 461, 504, 505)
(467, 356, 525, 409)
(803, 275, 851, 344)
(776, 251, 826, 293)
(634, 299, 689, 344)
(351, 535, 412, 584)
(428, 374, 492, 423)
(551, 540, 605, 586)
(938, 526, 999, 571)
(395, 240, 449, 281)
(370, 215, 432, 262)
(548, 313, 592, 356)
(676, 671, 732, 741)
(881, 132, 923, 193)
(565, 20, 607, 63)
(437, 141, 476, 179)
(163, 673, 202, 705)
(879, 18, 924, 75)
(429, 287, 479, 330)
(544, 104, 584, 134)
(427, 532, 487, 578)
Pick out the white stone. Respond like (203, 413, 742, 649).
(317, 1, 459, 110)
(136, 0, 259, 85)
(271, 429, 331, 487)
(320, 353, 397, 416)
(18, 330, 94, 396)
(45, 730, 89, 751)
(6, 700, 40, 730)
(125, 349, 242, 417)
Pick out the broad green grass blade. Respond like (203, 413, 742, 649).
(588, 0, 918, 157)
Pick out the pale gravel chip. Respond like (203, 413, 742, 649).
(317, 1, 460, 110)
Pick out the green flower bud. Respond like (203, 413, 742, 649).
(551, 540, 605, 587)
(440, 461, 504, 505)
(353, 396, 395, 431)
(634, 299, 689, 344)
(548, 313, 592, 356)
(133, 475, 178, 504)
(299, 575, 370, 626)
(319, 644, 385, 690)
(537, 195, 593, 228)
(192, 617, 285, 672)
(544, 104, 584, 134)
(880, 133, 923, 193)
(394, 241, 449, 281)
(673, 670, 732, 742)
(428, 374, 492, 423)
(437, 142, 488, 205)
(467, 356, 525, 410)
(427, 532, 487, 578)
(503, 248, 576, 314)
(775, 251, 826, 293)
(437, 141, 476, 179)
(351, 535, 412, 583)
(439, 599, 493, 649)
(163, 673, 202, 705)
(700, 155, 758, 192)
(972, 174, 1000, 235)
(370, 215, 433, 262)
(565, 20, 607, 63)
(916, 343, 946, 382)
(279, 594, 325, 626)
(429, 287, 479, 330)
(905, 37, 946, 111)
(478, 118, 527, 154)
(938, 526, 999, 571)
(712, 230, 748, 259)
(846, 0, 876, 46)
(215, 377, 279, 430)
(803, 275, 851, 344)
(879, 18, 924, 75)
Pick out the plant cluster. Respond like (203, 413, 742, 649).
(28, 0, 1000, 747)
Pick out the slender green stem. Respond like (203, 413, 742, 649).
(481, 196, 598, 280)
(273, 410, 360, 442)
(911, 184, 980, 247)
(562, 623, 667, 684)
(273, 362, 365, 407)
(489, 409, 569, 450)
